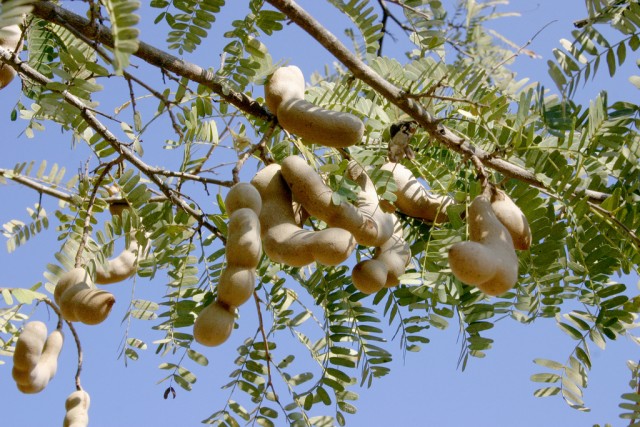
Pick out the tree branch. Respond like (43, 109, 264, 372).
(0, 47, 224, 241)
(264, 0, 610, 204)
(30, 1, 273, 122)
(0, 168, 75, 203)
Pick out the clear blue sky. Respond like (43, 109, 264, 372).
(1, 1, 638, 426)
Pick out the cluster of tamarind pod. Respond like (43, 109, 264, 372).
(11, 320, 90, 426)
(448, 186, 531, 296)
(53, 199, 141, 326)
(193, 183, 262, 347)
(191, 64, 532, 347)
(0, 23, 22, 90)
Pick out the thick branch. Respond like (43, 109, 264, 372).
(264, 0, 609, 203)
(0, 47, 223, 240)
(30, 1, 273, 122)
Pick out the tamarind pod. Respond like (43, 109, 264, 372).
(225, 182, 262, 216)
(57, 268, 115, 324)
(380, 162, 453, 223)
(346, 161, 395, 242)
(95, 244, 138, 284)
(277, 98, 364, 148)
(95, 241, 140, 284)
(251, 164, 356, 267)
(264, 65, 305, 114)
(12, 321, 47, 372)
(193, 301, 235, 347)
(352, 215, 411, 294)
(217, 266, 256, 308)
(281, 156, 389, 247)
(448, 193, 518, 296)
(225, 208, 262, 268)
(490, 189, 532, 251)
(63, 390, 91, 427)
(12, 323, 64, 394)
(0, 25, 22, 90)
(351, 259, 387, 295)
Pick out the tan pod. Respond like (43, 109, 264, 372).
(225, 182, 262, 216)
(265, 65, 305, 114)
(281, 156, 391, 247)
(63, 390, 90, 427)
(490, 189, 532, 250)
(95, 241, 140, 284)
(193, 301, 235, 347)
(352, 215, 411, 294)
(265, 65, 364, 148)
(448, 192, 519, 296)
(380, 162, 453, 223)
(251, 163, 356, 267)
(12, 321, 64, 394)
(55, 268, 115, 325)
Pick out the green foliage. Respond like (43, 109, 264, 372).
(101, 0, 141, 74)
(1, 1, 640, 426)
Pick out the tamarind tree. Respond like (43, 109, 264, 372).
(1, 0, 639, 425)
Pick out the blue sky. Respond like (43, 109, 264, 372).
(1, 1, 639, 426)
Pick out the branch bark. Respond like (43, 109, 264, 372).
(30, 1, 273, 123)
(264, 0, 610, 204)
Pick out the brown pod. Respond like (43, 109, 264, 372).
(251, 164, 356, 267)
(264, 65, 305, 114)
(12, 321, 64, 394)
(281, 156, 391, 247)
(448, 192, 519, 296)
(56, 268, 115, 325)
(380, 162, 453, 223)
(352, 215, 411, 294)
(193, 301, 235, 347)
(225, 208, 262, 268)
(225, 182, 262, 216)
(217, 266, 256, 308)
(95, 241, 140, 284)
(490, 189, 532, 250)
(63, 390, 90, 427)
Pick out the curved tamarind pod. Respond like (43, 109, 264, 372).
(251, 164, 356, 267)
(380, 162, 453, 223)
(264, 65, 305, 114)
(95, 241, 140, 284)
(281, 156, 391, 247)
(193, 301, 235, 347)
(490, 189, 531, 251)
(448, 192, 518, 296)
(55, 268, 115, 325)
(225, 182, 262, 216)
(346, 161, 395, 241)
(277, 98, 364, 148)
(12, 321, 64, 394)
(0, 25, 22, 90)
(351, 215, 411, 294)
(63, 390, 91, 427)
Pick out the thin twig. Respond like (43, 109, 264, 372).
(40, 298, 84, 391)
(490, 21, 553, 72)
(0, 47, 226, 242)
(232, 124, 276, 183)
(74, 158, 121, 269)
(0, 168, 75, 203)
(252, 291, 279, 402)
